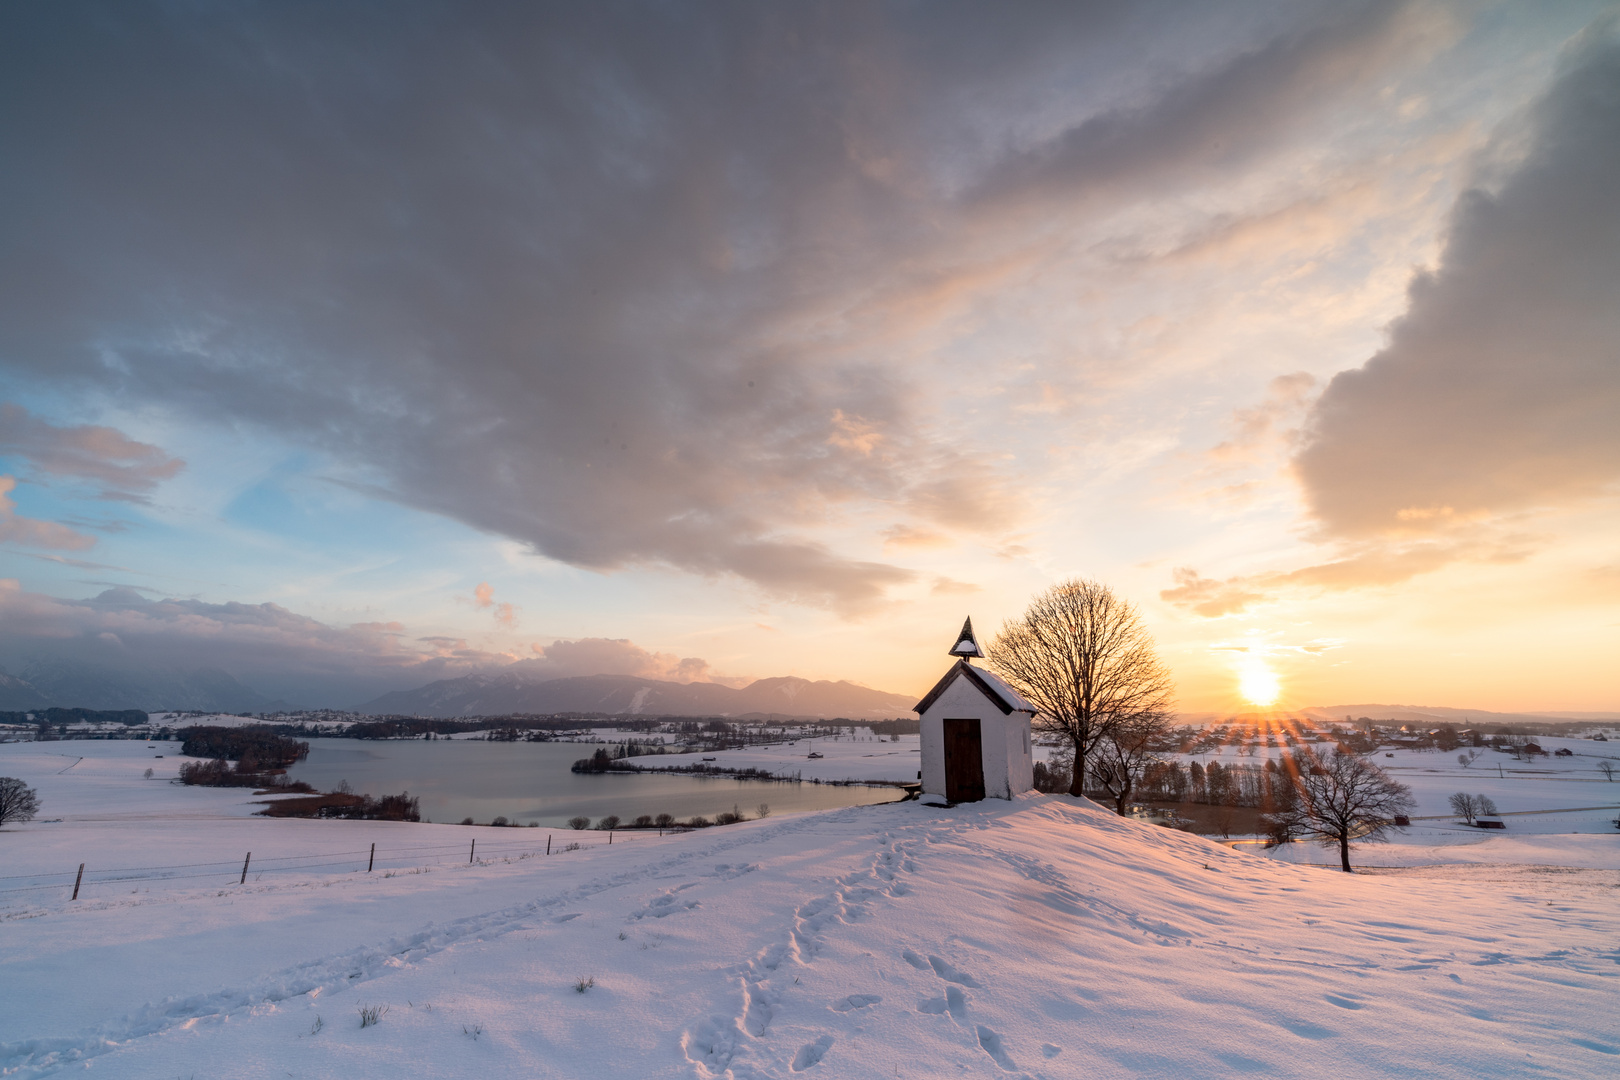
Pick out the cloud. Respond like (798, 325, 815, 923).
(1162, 534, 1535, 616)
(1295, 22, 1620, 538)
(971, 0, 1432, 208)
(882, 524, 952, 551)
(930, 576, 981, 596)
(524, 637, 718, 684)
(0, 475, 95, 550)
(1207, 373, 1317, 466)
(470, 581, 519, 629)
(0, 403, 184, 500)
(0, 579, 726, 704)
(0, 3, 1432, 616)
(1161, 567, 1270, 618)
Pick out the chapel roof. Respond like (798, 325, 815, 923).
(913, 658, 1036, 717)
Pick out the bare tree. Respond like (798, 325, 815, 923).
(1448, 791, 1481, 825)
(1457, 750, 1481, 768)
(1278, 749, 1415, 872)
(0, 777, 40, 826)
(1599, 761, 1616, 782)
(990, 579, 1174, 800)
(1094, 710, 1175, 816)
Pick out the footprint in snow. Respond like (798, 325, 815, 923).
(830, 994, 881, 1012)
(926, 954, 980, 987)
(917, 985, 967, 1021)
(791, 1034, 834, 1071)
(977, 1025, 1016, 1071)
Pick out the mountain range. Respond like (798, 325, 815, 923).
(358, 669, 918, 719)
(0, 659, 284, 714)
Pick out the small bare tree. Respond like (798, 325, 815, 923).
(1448, 792, 1481, 825)
(1599, 761, 1616, 782)
(1094, 710, 1174, 816)
(0, 777, 40, 826)
(1278, 749, 1415, 872)
(990, 579, 1174, 800)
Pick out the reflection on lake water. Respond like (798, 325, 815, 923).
(287, 738, 901, 826)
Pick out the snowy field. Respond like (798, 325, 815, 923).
(3, 739, 1619, 1079)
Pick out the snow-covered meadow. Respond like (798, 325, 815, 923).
(2, 738, 1618, 1079)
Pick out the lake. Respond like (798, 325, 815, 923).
(286, 738, 901, 826)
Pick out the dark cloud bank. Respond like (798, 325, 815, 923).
(1, 0, 1417, 615)
(0, 580, 732, 710)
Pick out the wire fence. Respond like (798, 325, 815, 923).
(0, 828, 680, 902)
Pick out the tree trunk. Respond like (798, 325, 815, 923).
(1113, 773, 1132, 816)
(1068, 739, 1086, 797)
(1338, 833, 1352, 873)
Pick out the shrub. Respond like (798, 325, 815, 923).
(574, 975, 595, 994)
(491, 816, 509, 827)
(756, 803, 771, 818)
(358, 1004, 388, 1028)
(654, 812, 675, 828)
(567, 815, 590, 830)
(259, 790, 420, 821)
(632, 815, 653, 828)
(686, 815, 712, 828)
(0, 777, 40, 826)
(595, 815, 620, 831)
(460, 817, 475, 826)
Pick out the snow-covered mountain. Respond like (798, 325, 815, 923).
(0, 659, 284, 713)
(358, 668, 916, 719)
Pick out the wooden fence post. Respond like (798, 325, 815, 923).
(469, 838, 475, 864)
(609, 830, 613, 845)
(240, 852, 251, 885)
(71, 862, 85, 901)
(368, 842, 375, 872)
(546, 834, 551, 855)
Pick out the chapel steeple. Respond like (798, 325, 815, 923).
(947, 616, 985, 661)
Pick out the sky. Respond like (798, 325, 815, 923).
(1, 0, 1617, 714)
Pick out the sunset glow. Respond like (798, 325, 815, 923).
(1237, 655, 1282, 708)
(0, 4, 1616, 717)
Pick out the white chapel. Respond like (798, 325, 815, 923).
(914, 617, 1036, 803)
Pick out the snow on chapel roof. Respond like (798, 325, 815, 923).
(913, 658, 1036, 716)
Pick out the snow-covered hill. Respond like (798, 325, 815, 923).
(1, 740, 1616, 1078)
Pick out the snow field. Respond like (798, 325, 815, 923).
(2, 741, 1619, 1077)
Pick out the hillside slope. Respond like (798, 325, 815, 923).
(1, 740, 1615, 1079)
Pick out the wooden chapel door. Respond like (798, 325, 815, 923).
(943, 718, 985, 803)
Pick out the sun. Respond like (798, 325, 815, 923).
(1237, 654, 1281, 707)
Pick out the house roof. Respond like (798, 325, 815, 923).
(913, 658, 1036, 716)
